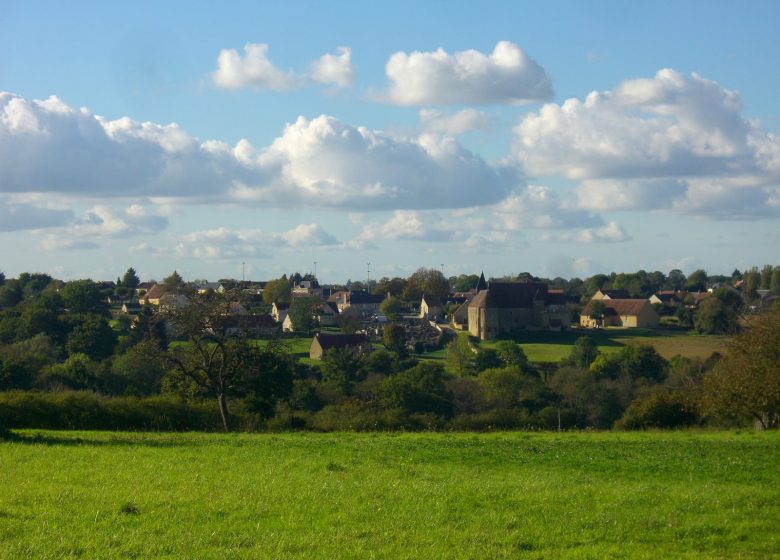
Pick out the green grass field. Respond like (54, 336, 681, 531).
(480, 328, 728, 363)
(1, 431, 778, 558)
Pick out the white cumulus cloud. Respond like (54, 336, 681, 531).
(383, 41, 552, 106)
(310, 47, 355, 88)
(493, 185, 603, 229)
(237, 115, 516, 209)
(212, 44, 355, 90)
(211, 43, 303, 90)
(513, 69, 780, 218)
(0, 92, 514, 211)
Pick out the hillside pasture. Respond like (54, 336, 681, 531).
(480, 328, 727, 363)
(0, 430, 777, 559)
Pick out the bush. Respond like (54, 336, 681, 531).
(0, 391, 224, 431)
(615, 392, 699, 429)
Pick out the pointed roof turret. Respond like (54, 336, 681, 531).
(475, 271, 487, 292)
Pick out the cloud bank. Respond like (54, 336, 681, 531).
(513, 69, 780, 218)
(0, 92, 514, 210)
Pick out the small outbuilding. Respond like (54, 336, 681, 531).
(309, 332, 372, 360)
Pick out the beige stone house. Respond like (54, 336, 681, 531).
(580, 299, 659, 328)
(419, 295, 444, 321)
(309, 332, 372, 360)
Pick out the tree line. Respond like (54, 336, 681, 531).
(0, 267, 778, 433)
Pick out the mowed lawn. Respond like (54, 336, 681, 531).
(481, 329, 729, 363)
(1, 431, 778, 559)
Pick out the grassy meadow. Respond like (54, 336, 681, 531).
(1, 430, 778, 558)
(478, 328, 728, 363)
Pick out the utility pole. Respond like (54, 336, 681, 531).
(367, 262, 371, 292)
(314, 261, 318, 279)
(242, 262, 245, 281)
(441, 263, 444, 276)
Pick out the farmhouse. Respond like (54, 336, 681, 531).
(591, 289, 631, 300)
(580, 299, 659, 328)
(318, 301, 340, 326)
(138, 284, 164, 305)
(309, 332, 372, 359)
(271, 301, 289, 323)
(340, 292, 384, 317)
(419, 294, 444, 321)
(467, 281, 570, 340)
(649, 291, 681, 305)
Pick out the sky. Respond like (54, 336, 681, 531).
(1, 1, 780, 283)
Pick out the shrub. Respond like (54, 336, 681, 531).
(615, 392, 699, 429)
(0, 391, 224, 431)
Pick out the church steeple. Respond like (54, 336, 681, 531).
(475, 271, 487, 292)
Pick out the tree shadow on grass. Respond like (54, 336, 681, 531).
(502, 327, 691, 348)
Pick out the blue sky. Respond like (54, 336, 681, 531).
(1, 1, 779, 283)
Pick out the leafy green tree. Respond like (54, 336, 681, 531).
(382, 324, 407, 354)
(40, 353, 99, 390)
(242, 340, 295, 418)
(19, 273, 53, 298)
(474, 348, 502, 372)
(320, 347, 365, 395)
(0, 271, 5, 286)
(695, 289, 741, 334)
(666, 269, 686, 291)
(589, 344, 667, 382)
(288, 296, 319, 333)
(700, 304, 780, 429)
(494, 340, 529, 370)
(743, 267, 760, 298)
(17, 300, 65, 342)
(444, 335, 474, 377)
(0, 355, 35, 390)
(450, 274, 480, 293)
(771, 267, 780, 295)
(0, 280, 23, 307)
(0, 334, 61, 390)
(561, 336, 599, 368)
(0, 311, 20, 343)
(372, 277, 407, 297)
(583, 274, 609, 297)
(161, 271, 186, 295)
(589, 300, 606, 326)
(363, 349, 399, 376)
(123, 306, 168, 350)
(65, 315, 117, 360)
(108, 340, 167, 396)
(122, 267, 140, 290)
(760, 265, 773, 290)
(402, 268, 450, 303)
(262, 276, 292, 304)
(61, 280, 107, 315)
(379, 295, 404, 320)
(477, 366, 528, 408)
(615, 391, 698, 429)
(380, 362, 453, 417)
(686, 269, 708, 292)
